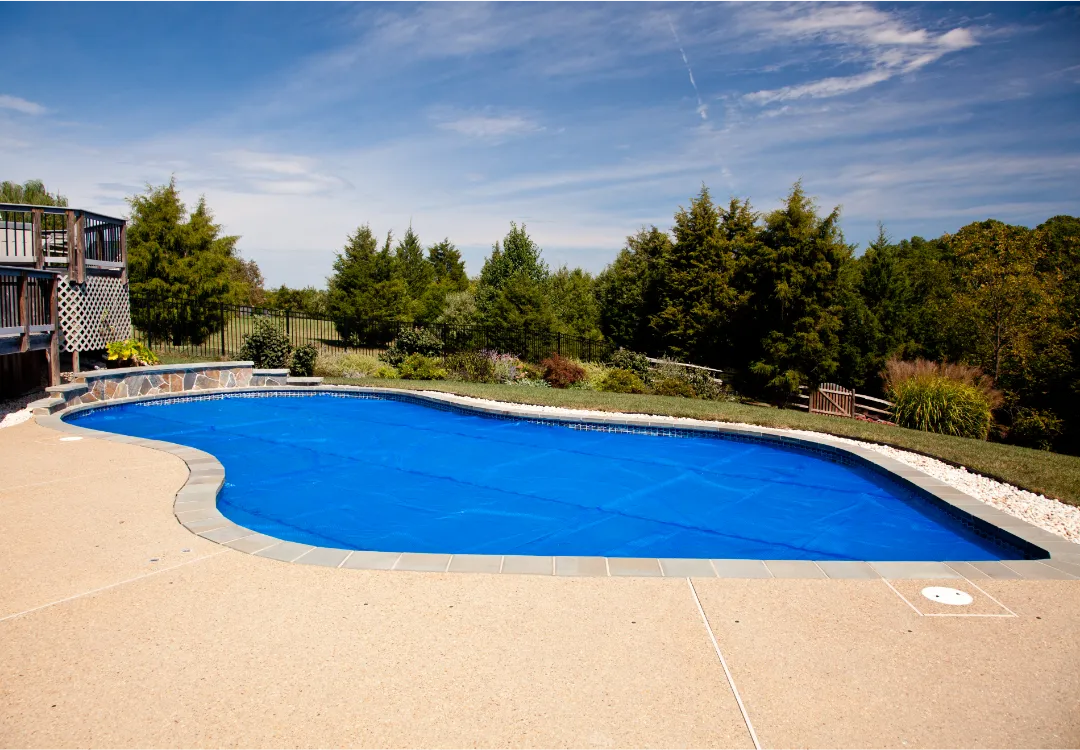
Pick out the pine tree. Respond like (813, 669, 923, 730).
(650, 186, 746, 366)
(476, 222, 551, 329)
(327, 225, 409, 342)
(739, 182, 851, 396)
(395, 225, 435, 302)
(596, 226, 671, 352)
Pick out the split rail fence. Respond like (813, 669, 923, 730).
(796, 382, 893, 422)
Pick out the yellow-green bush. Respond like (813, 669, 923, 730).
(314, 351, 384, 378)
(889, 375, 994, 440)
(397, 354, 447, 380)
(598, 368, 647, 394)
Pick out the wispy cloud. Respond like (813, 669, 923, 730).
(740, 3, 978, 104)
(432, 109, 543, 141)
(0, 94, 46, 115)
(214, 150, 349, 196)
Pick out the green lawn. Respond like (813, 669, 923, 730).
(326, 377, 1080, 508)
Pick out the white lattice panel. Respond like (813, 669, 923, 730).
(58, 274, 133, 352)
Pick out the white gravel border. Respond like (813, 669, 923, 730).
(0, 390, 44, 430)
(424, 392, 1080, 545)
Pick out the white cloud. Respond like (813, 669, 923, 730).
(0, 94, 46, 115)
(740, 3, 978, 103)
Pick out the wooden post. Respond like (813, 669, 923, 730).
(32, 209, 44, 269)
(65, 209, 76, 274)
(72, 349, 80, 374)
(18, 272, 29, 353)
(48, 274, 60, 385)
(74, 213, 86, 284)
(119, 221, 128, 284)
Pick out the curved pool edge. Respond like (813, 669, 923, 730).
(35, 385, 1080, 580)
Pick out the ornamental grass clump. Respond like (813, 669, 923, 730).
(884, 358, 1000, 440)
(315, 351, 384, 378)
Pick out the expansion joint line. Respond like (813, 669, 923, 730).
(0, 550, 228, 623)
(687, 577, 762, 750)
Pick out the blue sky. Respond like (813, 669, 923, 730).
(2, 2, 1078, 287)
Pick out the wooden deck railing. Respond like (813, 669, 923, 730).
(0, 204, 126, 282)
(0, 266, 61, 384)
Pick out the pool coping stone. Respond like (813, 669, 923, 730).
(34, 382, 1080, 580)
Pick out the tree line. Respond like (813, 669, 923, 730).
(5, 177, 1076, 453)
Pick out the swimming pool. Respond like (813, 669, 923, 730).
(69, 392, 1018, 561)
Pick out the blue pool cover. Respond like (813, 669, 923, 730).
(69, 393, 1017, 561)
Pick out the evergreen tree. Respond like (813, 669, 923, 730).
(395, 225, 435, 302)
(476, 222, 551, 329)
(549, 266, 602, 340)
(738, 182, 851, 396)
(126, 178, 261, 343)
(327, 226, 409, 342)
(650, 187, 743, 364)
(413, 238, 469, 324)
(427, 239, 468, 291)
(596, 226, 670, 351)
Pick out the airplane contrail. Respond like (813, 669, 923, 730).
(668, 18, 707, 120)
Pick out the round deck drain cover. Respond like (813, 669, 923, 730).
(59, 436, 82, 442)
(921, 586, 973, 606)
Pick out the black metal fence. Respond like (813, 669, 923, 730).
(131, 295, 612, 363)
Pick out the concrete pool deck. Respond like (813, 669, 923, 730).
(2, 419, 1080, 748)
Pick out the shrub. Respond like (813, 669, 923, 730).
(598, 368, 648, 394)
(445, 351, 497, 383)
(397, 353, 447, 380)
(652, 377, 697, 398)
(240, 317, 291, 369)
(372, 364, 398, 379)
(314, 351, 384, 378)
(1007, 408, 1064, 451)
(575, 360, 611, 390)
(541, 354, 587, 388)
(889, 375, 994, 440)
(649, 362, 726, 400)
(289, 344, 318, 377)
(106, 339, 159, 367)
(607, 349, 650, 380)
(381, 327, 444, 367)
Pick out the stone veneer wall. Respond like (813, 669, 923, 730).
(43, 362, 296, 409)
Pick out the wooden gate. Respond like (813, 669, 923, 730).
(809, 382, 854, 418)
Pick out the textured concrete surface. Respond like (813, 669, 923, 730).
(2, 419, 1080, 748)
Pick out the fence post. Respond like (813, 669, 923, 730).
(220, 302, 226, 359)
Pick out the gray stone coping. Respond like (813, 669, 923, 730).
(71, 361, 254, 380)
(34, 385, 1080, 580)
(252, 368, 289, 376)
